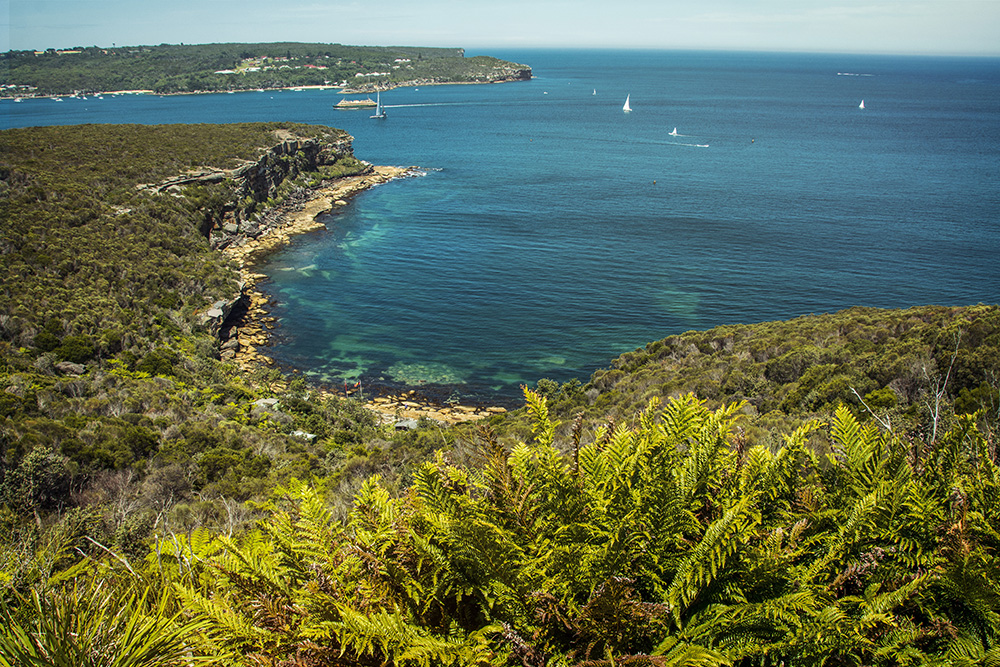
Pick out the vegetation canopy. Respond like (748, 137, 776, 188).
(1, 42, 531, 96)
(2, 390, 998, 665)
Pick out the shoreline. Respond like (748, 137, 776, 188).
(218, 166, 509, 427)
(3, 77, 528, 101)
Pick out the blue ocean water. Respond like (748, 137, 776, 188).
(5, 50, 999, 399)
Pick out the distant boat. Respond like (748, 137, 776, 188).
(336, 97, 376, 109)
(370, 91, 386, 119)
(593, 89, 596, 95)
(859, 99, 865, 109)
(623, 94, 631, 112)
(669, 127, 679, 136)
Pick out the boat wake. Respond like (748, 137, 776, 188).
(384, 102, 498, 109)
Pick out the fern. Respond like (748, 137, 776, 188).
(666, 498, 760, 618)
(335, 607, 499, 667)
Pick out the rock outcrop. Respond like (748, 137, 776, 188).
(139, 128, 362, 248)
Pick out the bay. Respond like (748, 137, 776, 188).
(5, 50, 999, 400)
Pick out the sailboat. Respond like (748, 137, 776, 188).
(370, 91, 386, 119)
(623, 94, 631, 112)
(859, 99, 865, 109)
(593, 89, 597, 95)
(669, 127, 679, 136)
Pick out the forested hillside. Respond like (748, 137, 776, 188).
(0, 123, 444, 533)
(527, 305, 1000, 449)
(1, 123, 998, 665)
(0, 42, 531, 96)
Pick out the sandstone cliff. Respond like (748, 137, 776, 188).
(140, 127, 366, 248)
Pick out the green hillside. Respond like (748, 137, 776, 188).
(523, 305, 1000, 449)
(0, 42, 531, 96)
(0, 123, 440, 521)
(1, 123, 998, 666)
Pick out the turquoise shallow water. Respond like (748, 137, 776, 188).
(6, 50, 1000, 400)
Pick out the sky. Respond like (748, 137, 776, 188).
(3, 0, 999, 56)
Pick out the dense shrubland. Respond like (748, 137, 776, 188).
(527, 305, 1000, 452)
(2, 391, 997, 665)
(1, 123, 998, 664)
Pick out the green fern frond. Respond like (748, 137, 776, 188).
(172, 583, 272, 646)
(335, 606, 499, 667)
(525, 386, 559, 448)
(660, 394, 710, 446)
(830, 405, 886, 494)
(651, 634, 732, 666)
(667, 498, 760, 615)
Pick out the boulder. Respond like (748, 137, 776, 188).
(198, 296, 243, 337)
(55, 361, 85, 375)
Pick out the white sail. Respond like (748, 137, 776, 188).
(623, 94, 631, 112)
(370, 91, 386, 118)
(669, 127, 679, 136)
(859, 99, 865, 109)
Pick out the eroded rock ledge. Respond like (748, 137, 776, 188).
(140, 127, 359, 244)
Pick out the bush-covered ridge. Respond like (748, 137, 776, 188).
(1, 42, 532, 96)
(1, 122, 353, 353)
(1, 122, 999, 665)
(3, 391, 998, 665)
(526, 304, 1000, 448)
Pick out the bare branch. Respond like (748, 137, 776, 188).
(850, 386, 892, 432)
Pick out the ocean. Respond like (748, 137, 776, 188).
(5, 50, 999, 400)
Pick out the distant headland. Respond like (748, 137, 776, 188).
(0, 42, 532, 98)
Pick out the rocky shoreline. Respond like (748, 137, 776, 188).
(216, 165, 508, 428)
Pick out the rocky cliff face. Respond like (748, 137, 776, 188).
(156, 128, 364, 340)
(211, 132, 365, 250)
(229, 133, 355, 207)
(482, 65, 532, 83)
(140, 129, 365, 248)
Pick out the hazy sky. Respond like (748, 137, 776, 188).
(3, 0, 999, 56)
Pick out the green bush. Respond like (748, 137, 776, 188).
(55, 334, 94, 363)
